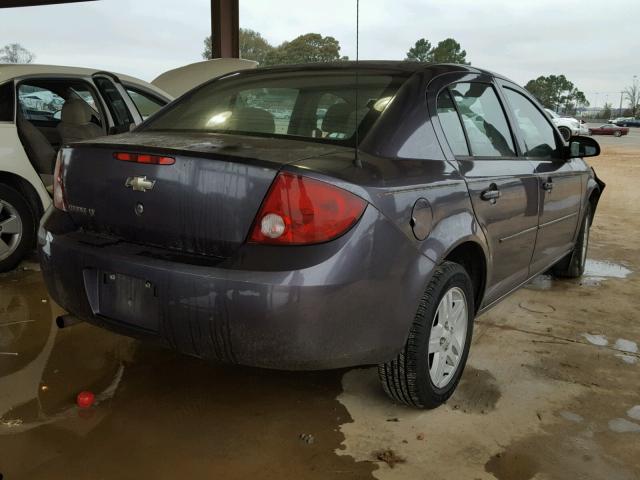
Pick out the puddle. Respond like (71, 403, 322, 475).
(581, 333, 608, 346)
(485, 449, 539, 480)
(614, 339, 638, 353)
(584, 260, 632, 279)
(627, 406, 640, 421)
(608, 418, 640, 433)
(449, 366, 501, 414)
(560, 411, 584, 423)
(615, 354, 638, 365)
(526, 259, 632, 291)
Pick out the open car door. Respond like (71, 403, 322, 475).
(151, 58, 257, 98)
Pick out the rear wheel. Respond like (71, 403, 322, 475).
(553, 204, 591, 278)
(558, 126, 571, 141)
(588, 129, 593, 135)
(614, 131, 622, 137)
(378, 261, 474, 409)
(0, 184, 36, 272)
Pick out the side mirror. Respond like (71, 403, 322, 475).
(565, 135, 600, 159)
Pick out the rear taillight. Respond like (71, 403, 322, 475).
(114, 152, 175, 165)
(53, 151, 67, 211)
(249, 172, 366, 245)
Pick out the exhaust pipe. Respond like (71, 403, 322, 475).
(56, 314, 83, 329)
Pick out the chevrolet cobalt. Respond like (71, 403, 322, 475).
(39, 62, 603, 408)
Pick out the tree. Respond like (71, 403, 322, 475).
(263, 33, 344, 66)
(404, 37, 470, 64)
(0, 43, 35, 64)
(203, 29, 274, 65)
(524, 75, 589, 113)
(601, 102, 612, 120)
(430, 38, 469, 64)
(623, 82, 639, 117)
(405, 38, 432, 62)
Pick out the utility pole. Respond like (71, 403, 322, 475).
(620, 91, 624, 116)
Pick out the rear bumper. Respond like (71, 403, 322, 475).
(38, 206, 435, 370)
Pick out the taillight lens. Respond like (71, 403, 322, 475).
(249, 172, 366, 245)
(114, 152, 175, 165)
(53, 151, 67, 211)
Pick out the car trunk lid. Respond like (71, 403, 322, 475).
(62, 132, 345, 258)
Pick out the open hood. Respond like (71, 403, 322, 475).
(151, 59, 257, 99)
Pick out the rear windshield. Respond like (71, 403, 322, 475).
(142, 70, 406, 145)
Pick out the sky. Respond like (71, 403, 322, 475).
(1, 0, 639, 108)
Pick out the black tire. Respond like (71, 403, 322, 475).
(0, 183, 36, 272)
(588, 129, 593, 135)
(553, 204, 591, 278)
(614, 131, 622, 137)
(378, 261, 474, 409)
(558, 126, 571, 141)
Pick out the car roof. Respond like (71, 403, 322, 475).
(0, 64, 171, 99)
(251, 60, 482, 75)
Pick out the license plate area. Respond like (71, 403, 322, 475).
(95, 271, 159, 332)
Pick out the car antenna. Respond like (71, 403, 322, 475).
(353, 0, 363, 168)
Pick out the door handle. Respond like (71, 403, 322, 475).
(480, 185, 501, 202)
(542, 179, 554, 192)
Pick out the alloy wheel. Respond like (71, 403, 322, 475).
(428, 286, 468, 388)
(0, 200, 23, 261)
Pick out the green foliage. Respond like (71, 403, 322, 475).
(263, 33, 344, 66)
(203, 31, 345, 66)
(601, 102, 612, 119)
(405, 37, 469, 64)
(0, 43, 35, 64)
(203, 29, 273, 64)
(405, 38, 432, 62)
(431, 38, 469, 64)
(524, 75, 589, 113)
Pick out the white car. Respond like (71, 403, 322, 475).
(544, 108, 589, 140)
(0, 59, 256, 271)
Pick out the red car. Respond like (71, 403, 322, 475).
(589, 124, 629, 136)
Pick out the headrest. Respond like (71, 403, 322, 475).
(322, 102, 354, 135)
(61, 98, 92, 124)
(227, 107, 275, 134)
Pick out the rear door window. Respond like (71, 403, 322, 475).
(126, 87, 166, 120)
(94, 76, 134, 133)
(436, 89, 469, 156)
(449, 82, 516, 157)
(503, 88, 559, 157)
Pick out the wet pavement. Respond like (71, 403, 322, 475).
(1, 139, 640, 479)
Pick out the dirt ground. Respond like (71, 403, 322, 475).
(1, 131, 639, 480)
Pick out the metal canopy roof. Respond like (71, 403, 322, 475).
(0, 0, 96, 7)
(1, 0, 239, 58)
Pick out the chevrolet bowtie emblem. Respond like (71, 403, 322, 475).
(125, 176, 156, 192)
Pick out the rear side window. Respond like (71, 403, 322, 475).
(94, 77, 134, 133)
(0, 81, 14, 121)
(436, 89, 469, 156)
(449, 82, 516, 157)
(503, 88, 558, 158)
(126, 88, 166, 120)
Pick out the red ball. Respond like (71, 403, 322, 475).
(76, 391, 95, 409)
